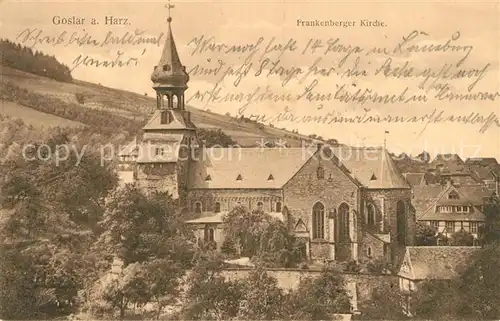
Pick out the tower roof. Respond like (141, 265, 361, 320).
(151, 16, 189, 88)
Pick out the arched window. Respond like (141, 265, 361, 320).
(276, 201, 282, 212)
(204, 226, 215, 242)
(257, 201, 263, 209)
(397, 200, 407, 245)
(214, 202, 221, 213)
(172, 94, 178, 109)
(337, 203, 350, 243)
(195, 202, 202, 214)
(366, 203, 376, 228)
(366, 246, 373, 258)
(312, 202, 325, 239)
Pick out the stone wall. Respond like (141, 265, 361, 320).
(283, 151, 359, 261)
(363, 189, 414, 265)
(136, 163, 179, 198)
(186, 189, 283, 213)
(220, 268, 396, 304)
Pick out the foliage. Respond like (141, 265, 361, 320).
(457, 242, 500, 319)
(358, 281, 407, 320)
(436, 232, 449, 245)
(413, 279, 468, 320)
(237, 266, 288, 320)
(415, 221, 437, 246)
(0, 39, 72, 82)
(97, 185, 195, 266)
(223, 206, 305, 267)
(343, 260, 362, 273)
(366, 258, 393, 274)
(197, 128, 236, 147)
(182, 252, 244, 320)
(285, 268, 352, 319)
(0, 130, 118, 319)
(75, 92, 85, 104)
(0, 81, 143, 137)
(449, 229, 474, 246)
(481, 194, 500, 244)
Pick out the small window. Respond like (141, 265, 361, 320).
(471, 222, 478, 233)
(448, 191, 459, 200)
(236, 174, 243, 181)
(194, 202, 202, 214)
(155, 147, 164, 156)
(276, 201, 282, 212)
(257, 201, 263, 209)
(317, 165, 325, 179)
(370, 173, 377, 181)
(214, 202, 221, 213)
(267, 174, 274, 181)
(430, 221, 439, 230)
(445, 221, 454, 233)
(205, 175, 212, 181)
(366, 246, 373, 258)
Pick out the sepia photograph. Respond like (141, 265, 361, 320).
(0, 0, 499, 320)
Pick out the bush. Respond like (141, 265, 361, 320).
(366, 258, 393, 274)
(75, 92, 85, 104)
(344, 260, 361, 273)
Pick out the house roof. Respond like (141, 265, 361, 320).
(142, 110, 196, 131)
(119, 134, 187, 163)
(468, 164, 499, 181)
(330, 147, 410, 189)
(465, 157, 498, 167)
(188, 146, 409, 190)
(188, 147, 318, 189)
(398, 246, 481, 280)
(404, 173, 427, 186)
(414, 183, 489, 221)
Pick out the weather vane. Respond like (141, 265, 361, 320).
(165, 0, 175, 22)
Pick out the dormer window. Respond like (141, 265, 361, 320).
(236, 174, 243, 181)
(205, 175, 212, 181)
(267, 174, 274, 181)
(155, 147, 164, 156)
(448, 191, 459, 200)
(370, 173, 377, 181)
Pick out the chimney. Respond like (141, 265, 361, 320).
(316, 142, 323, 151)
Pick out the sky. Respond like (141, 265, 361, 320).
(0, 0, 499, 159)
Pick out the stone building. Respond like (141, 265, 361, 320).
(118, 15, 415, 265)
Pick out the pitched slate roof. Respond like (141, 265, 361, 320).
(399, 246, 480, 280)
(143, 110, 196, 131)
(465, 157, 498, 166)
(330, 147, 410, 189)
(404, 173, 427, 186)
(188, 147, 318, 189)
(414, 183, 489, 221)
(468, 164, 499, 181)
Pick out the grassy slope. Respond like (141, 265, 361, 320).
(0, 66, 312, 146)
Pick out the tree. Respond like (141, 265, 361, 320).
(285, 268, 351, 320)
(182, 252, 244, 320)
(197, 128, 237, 147)
(223, 206, 305, 267)
(358, 281, 407, 320)
(237, 266, 287, 320)
(481, 194, 500, 244)
(457, 242, 500, 319)
(413, 279, 467, 320)
(97, 186, 195, 266)
(415, 222, 437, 246)
(450, 230, 474, 246)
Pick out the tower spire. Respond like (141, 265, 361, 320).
(165, 0, 175, 23)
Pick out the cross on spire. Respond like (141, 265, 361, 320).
(165, 1, 175, 22)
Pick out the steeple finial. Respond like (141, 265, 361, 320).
(165, 1, 175, 23)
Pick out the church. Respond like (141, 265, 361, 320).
(117, 13, 415, 266)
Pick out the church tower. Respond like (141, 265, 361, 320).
(118, 6, 198, 204)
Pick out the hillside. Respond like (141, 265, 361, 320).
(0, 66, 313, 147)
